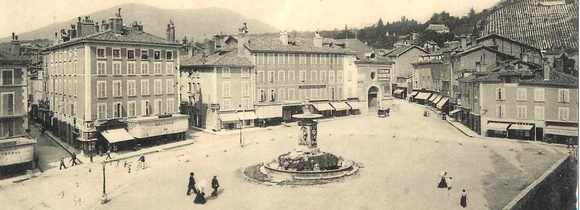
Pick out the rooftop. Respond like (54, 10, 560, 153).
(244, 35, 357, 54)
(426, 24, 450, 32)
(181, 50, 253, 67)
(46, 27, 180, 50)
(384, 45, 428, 57)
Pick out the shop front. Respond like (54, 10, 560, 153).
(100, 128, 135, 151)
(256, 105, 284, 126)
(218, 112, 240, 130)
(393, 88, 407, 99)
(507, 124, 535, 141)
(486, 122, 510, 138)
(414, 92, 432, 105)
(126, 114, 188, 146)
(346, 101, 365, 115)
(0, 137, 36, 167)
(544, 124, 578, 144)
(329, 102, 351, 116)
(312, 102, 335, 117)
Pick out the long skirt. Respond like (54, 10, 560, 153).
(460, 195, 467, 207)
(437, 177, 448, 188)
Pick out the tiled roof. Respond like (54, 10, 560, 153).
(245, 35, 357, 54)
(455, 45, 515, 59)
(384, 45, 428, 57)
(47, 27, 180, 50)
(180, 50, 253, 67)
(457, 74, 478, 82)
(426, 24, 450, 31)
(520, 70, 578, 87)
(334, 38, 373, 59)
(472, 72, 503, 82)
(480, 0, 578, 49)
(0, 50, 28, 65)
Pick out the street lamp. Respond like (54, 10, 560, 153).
(101, 160, 107, 204)
(239, 104, 244, 148)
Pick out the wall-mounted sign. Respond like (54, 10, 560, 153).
(378, 69, 390, 81)
(299, 85, 327, 89)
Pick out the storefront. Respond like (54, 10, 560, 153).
(393, 88, 407, 99)
(0, 137, 35, 168)
(409, 91, 420, 101)
(256, 105, 284, 126)
(346, 101, 365, 115)
(436, 97, 449, 114)
(486, 122, 510, 138)
(100, 128, 135, 151)
(312, 102, 335, 117)
(544, 124, 578, 144)
(329, 102, 351, 116)
(414, 92, 432, 104)
(507, 124, 535, 141)
(237, 111, 257, 128)
(218, 112, 240, 130)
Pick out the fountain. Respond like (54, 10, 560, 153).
(248, 101, 359, 183)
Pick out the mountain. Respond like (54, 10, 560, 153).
(0, 3, 278, 43)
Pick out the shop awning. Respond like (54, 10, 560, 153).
(436, 97, 449, 109)
(411, 91, 420, 97)
(219, 113, 240, 122)
(428, 94, 439, 102)
(330, 102, 351, 111)
(434, 95, 444, 104)
(545, 125, 579, 136)
(346, 102, 364, 110)
(255, 106, 283, 118)
(509, 124, 534, 130)
(313, 103, 335, 111)
(431, 94, 442, 103)
(449, 109, 461, 115)
(415, 92, 432, 100)
(486, 122, 510, 131)
(237, 111, 257, 120)
(101, 129, 134, 144)
(394, 89, 405, 95)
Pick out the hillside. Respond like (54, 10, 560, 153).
(479, 0, 578, 49)
(0, 3, 278, 43)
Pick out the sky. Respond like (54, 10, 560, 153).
(0, 0, 499, 34)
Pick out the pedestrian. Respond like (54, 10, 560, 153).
(89, 153, 94, 163)
(460, 189, 467, 208)
(211, 176, 219, 196)
(437, 172, 448, 188)
(193, 187, 206, 204)
(70, 152, 79, 166)
(386, 108, 390, 116)
(59, 156, 67, 170)
(567, 138, 575, 149)
(447, 177, 452, 190)
(187, 172, 197, 195)
(105, 150, 112, 160)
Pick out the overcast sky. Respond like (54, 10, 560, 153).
(0, 0, 499, 34)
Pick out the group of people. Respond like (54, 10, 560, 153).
(59, 152, 80, 170)
(437, 172, 467, 208)
(188, 172, 220, 205)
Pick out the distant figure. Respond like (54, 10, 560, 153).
(386, 108, 390, 116)
(70, 152, 79, 166)
(424, 110, 429, 117)
(567, 138, 575, 149)
(447, 177, 452, 190)
(437, 172, 448, 188)
(105, 150, 112, 160)
(193, 188, 206, 204)
(187, 172, 197, 195)
(89, 153, 94, 163)
(211, 176, 220, 196)
(460, 189, 467, 208)
(59, 156, 67, 170)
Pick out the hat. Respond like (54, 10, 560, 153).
(190, 172, 194, 176)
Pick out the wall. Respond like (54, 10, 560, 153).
(393, 48, 427, 86)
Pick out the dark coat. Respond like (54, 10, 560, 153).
(194, 192, 206, 204)
(189, 176, 196, 187)
(211, 178, 219, 189)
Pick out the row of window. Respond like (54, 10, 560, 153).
(221, 98, 251, 111)
(257, 87, 343, 103)
(48, 61, 78, 76)
(96, 49, 174, 61)
(496, 88, 570, 103)
(48, 79, 78, 97)
(495, 105, 570, 121)
(96, 79, 175, 98)
(97, 61, 175, 75)
(218, 67, 250, 78)
(220, 81, 250, 98)
(255, 53, 343, 65)
(96, 99, 175, 120)
(48, 48, 79, 63)
(256, 70, 343, 84)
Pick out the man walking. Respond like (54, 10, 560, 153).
(105, 150, 112, 160)
(567, 138, 575, 149)
(187, 172, 197, 195)
(211, 176, 220, 196)
(59, 156, 67, 170)
(70, 152, 79, 166)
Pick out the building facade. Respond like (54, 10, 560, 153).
(0, 38, 36, 168)
(41, 11, 184, 153)
(383, 45, 429, 93)
(353, 60, 394, 110)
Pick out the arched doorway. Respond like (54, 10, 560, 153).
(368, 86, 379, 108)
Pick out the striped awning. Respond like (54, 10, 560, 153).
(487, 123, 510, 131)
(346, 102, 364, 110)
(394, 89, 405, 95)
(428, 94, 439, 102)
(436, 97, 449, 109)
(509, 124, 534, 130)
(415, 92, 432, 100)
(101, 129, 134, 144)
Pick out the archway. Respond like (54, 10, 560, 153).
(368, 86, 379, 108)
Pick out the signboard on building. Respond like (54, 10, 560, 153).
(0, 138, 35, 166)
(299, 85, 327, 89)
(378, 69, 390, 81)
(127, 115, 189, 139)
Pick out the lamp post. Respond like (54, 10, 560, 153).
(101, 160, 107, 204)
(239, 104, 244, 147)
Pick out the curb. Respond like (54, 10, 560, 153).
(444, 119, 475, 138)
(40, 131, 84, 164)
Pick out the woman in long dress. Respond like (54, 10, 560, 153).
(194, 188, 206, 204)
(437, 172, 448, 188)
(460, 189, 467, 208)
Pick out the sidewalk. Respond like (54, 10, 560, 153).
(444, 117, 480, 138)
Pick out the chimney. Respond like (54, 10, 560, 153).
(77, 16, 95, 37)
(101, 20, 109, 31)
(94, 22, 100, 33)
(313, 31, 322, 47)
(10, 32, 20, 55)
(68, 24, 77, 39)
(207, 40, 216, 55)
(279, 30, 288, 45)
(131, 21, 143, 32)
(110, 8, 123, 34)
(460, 35, 467, 49)
(543, 59, 551, 81)
(471, 35, 477, 47)
(166, 19, 175, 42)
(237, 23, 249, 56)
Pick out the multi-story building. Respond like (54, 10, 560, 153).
(0, 34, 36, 168)
(42, 10, 185, 153)
(476, 34, 543, 65)
(461, 63, 578, 142)
(239, 31, 358, 124)
(180, 48, 255, 131)
(353, 60, 394, 110)
(411, 54, 452, 112)
(382, 45, 428, 93)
